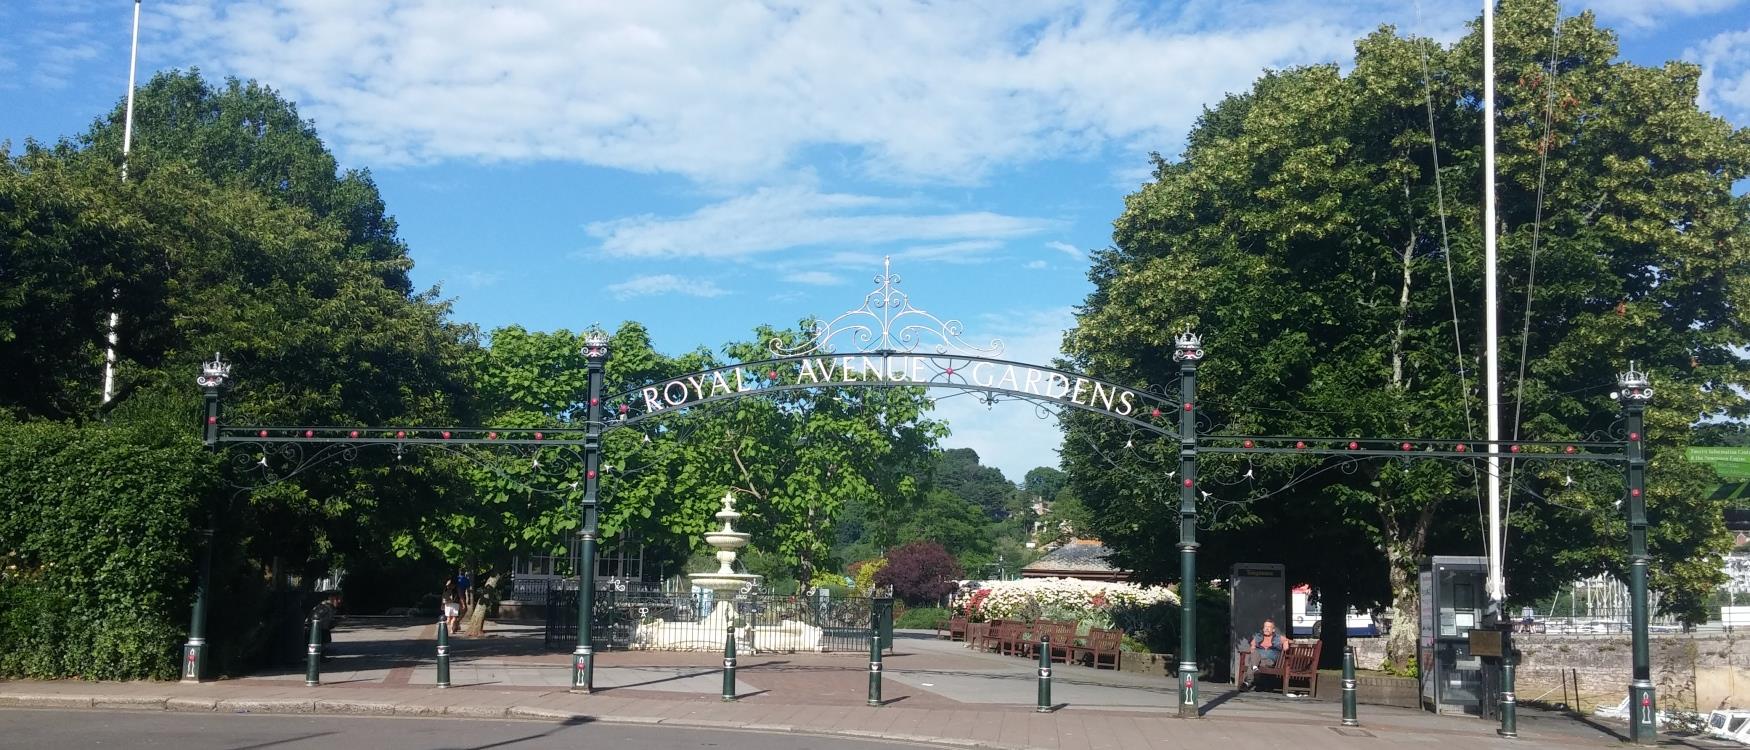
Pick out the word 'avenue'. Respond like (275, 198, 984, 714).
(633, 354, 1147, 417)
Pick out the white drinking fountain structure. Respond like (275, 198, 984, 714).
(632, 492, 823, 652)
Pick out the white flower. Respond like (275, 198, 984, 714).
(954, 577, 1178, 621)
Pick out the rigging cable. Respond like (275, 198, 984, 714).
(1504, 2, 1564, 565)
(1414, 0, 1487, 543)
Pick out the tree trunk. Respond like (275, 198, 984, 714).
(1383, 542, 1419, 671)
(462, 574, 499, 636)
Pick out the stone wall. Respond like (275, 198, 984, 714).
(1511, 631, 1750, 715)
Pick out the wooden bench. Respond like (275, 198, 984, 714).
(1238, 640, 1322, 695)
(936, 616, 968, 641)
(1073, 627, 1123, 670)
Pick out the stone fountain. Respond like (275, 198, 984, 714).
(632, 492, 823, 652)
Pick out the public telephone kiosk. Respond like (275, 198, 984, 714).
(1420, 556, 1491, 716)
(1229, 563, 1289, 685)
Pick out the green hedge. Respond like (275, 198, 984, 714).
(894, 606, 951, 629)
(0, 419, 213, 679)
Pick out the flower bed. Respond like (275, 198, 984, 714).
(953, 577, 1179, 626)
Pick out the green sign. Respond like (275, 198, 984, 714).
(1690, 446, 1750, 480)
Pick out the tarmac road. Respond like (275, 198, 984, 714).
(0, 708, 941, 750)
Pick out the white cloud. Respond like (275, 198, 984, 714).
(1046, 240, 1082, 260)
(147, 0, 1388, 183)
(1026, 260, 1050, 270)
(586, 185, 1052, 259)
(607, 274, 728, 300)
(784, 270, 844, 286)
(1689, 29, 1750, 122)
(931, 306, 1077, 482)
(454, 270, 504, 288)
(1582, 0, 1742, 30)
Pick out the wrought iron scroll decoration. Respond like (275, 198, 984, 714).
(769, 257, 1004, 358)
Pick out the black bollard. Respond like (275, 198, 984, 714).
(1036, 633, 1053, 712)
(304, 615, 322, 687)
(436, 614, 452, 689)
(722, 625, 737, 702)
(1341, 646, 1358, 727)
(868, 626, 883, 706)
(1499, 654, 1518, 738)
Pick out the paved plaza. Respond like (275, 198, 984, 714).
(0, 617, 1732, 749)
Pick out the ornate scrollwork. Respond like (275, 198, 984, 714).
(768, 258, 1003, 357)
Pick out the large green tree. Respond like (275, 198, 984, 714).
(1065, 0, 1747, 669)
(1, 70, 477, 672)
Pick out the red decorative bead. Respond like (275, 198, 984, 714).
(1294, 441, 1305, 450)
(396, 431, 406, 439)
(1564, 445, 1576, 454)
(1510, 444, 1520, 453)
(1401, 442, 1411, 451)
(1348, 441, 1359, 450)
(618, 404, 629, 414)
(1183, 479, 1193, 487)
(1151, 408, 1162, 417)
(258, 430, 268, 438)
(488, 432, 498, 440)
(304, 430, 314, 438)
(207, 416, 217, 425)
(1183, 403, 1193, 412)
(589, 398, 599, 405)
(1242, 440, 1254, 449)
(534, 432, 544, 440)
(1630, 432, 1640, 441)
(441, 431, 451, 439)
(767, 370, 778, 380)
(586, 470, 597, 479)
(1456, 444, 1467, 452)
(1631, 488, 1642, 497)
(945, 368, 955, 376)
(349, 430, 359, 439)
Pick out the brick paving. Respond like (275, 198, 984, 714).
(0, 620, 1718, 749)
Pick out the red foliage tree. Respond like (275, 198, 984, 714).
(874, 541, 963, 605)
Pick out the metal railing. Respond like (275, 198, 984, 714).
(544, 589, 892, 652)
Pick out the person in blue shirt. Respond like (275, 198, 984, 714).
(1241, 618, 1285, 690)
(456, 570, 471, 608)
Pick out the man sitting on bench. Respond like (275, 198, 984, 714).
(1241, 618, 1284, 690)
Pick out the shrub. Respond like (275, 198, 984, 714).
(0, 419, 215, 680)
(874, 541, 962, 605)
(895, 606, 951, 629)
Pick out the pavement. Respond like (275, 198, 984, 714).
(0, 619, 1726, 749)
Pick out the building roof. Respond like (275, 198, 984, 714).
(1020, 539, 1128, 580)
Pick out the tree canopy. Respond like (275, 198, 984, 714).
(1064, 0, 1748, 668)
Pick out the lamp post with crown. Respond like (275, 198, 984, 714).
(184, 354, 229, 682)
(1614, 363, 1655, 744)
(1172, 330, 1204, 718)
(572, 330, 610, 693)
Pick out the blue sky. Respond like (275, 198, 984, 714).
(4, 0, 1750, 482)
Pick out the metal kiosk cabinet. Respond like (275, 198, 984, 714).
(1230, 563, 1289, 685)
(1420, 556, 1489, 716)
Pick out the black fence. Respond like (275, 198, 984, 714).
(545, 589, 892, 652)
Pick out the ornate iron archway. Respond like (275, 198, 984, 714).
(189, 261, 1652, 740)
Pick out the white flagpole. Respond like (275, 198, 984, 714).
(1483, 0, 1506, 614)
(104, 0, 142, 406)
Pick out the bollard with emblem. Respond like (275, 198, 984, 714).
(1499, 646, 1518, 738)
(722, 624, 738, 702)
(1341, 646, 1359, 726)
(435, 614, 452, 688)
(868, 618, 884, 706)
(304, 614, 322, 687)
(1037, 633, 1053, 712)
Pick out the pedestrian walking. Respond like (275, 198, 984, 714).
(442, 579, 462, 634)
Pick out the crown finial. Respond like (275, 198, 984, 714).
(196, 353, 231, 389)
(1615, 361, 1652, 403)
(583, 328, 610, 359)
(1173, 329, 1204, 362)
